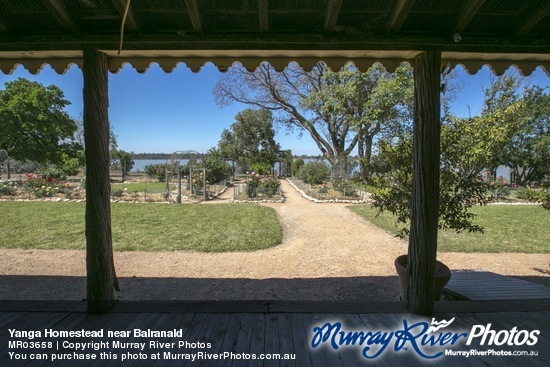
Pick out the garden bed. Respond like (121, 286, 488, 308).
(286, 178, 371, 204)
(230, 176, 285, 203)
(0, 175, 229, 203)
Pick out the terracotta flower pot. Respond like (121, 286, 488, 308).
(394, 254, 452, 301)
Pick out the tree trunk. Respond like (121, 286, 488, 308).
(331, 153, 348, 178)
(357, 127, 367, 181)
(406, 51, 441, 315)
(360, 134, 374, 182)
(83, 49, 118, 314)
(357, 124, 378, 182)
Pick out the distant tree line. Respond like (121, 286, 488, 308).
(132, 152, 204, 160)
(133, 151, 325, 162)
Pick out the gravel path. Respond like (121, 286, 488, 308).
(1, 180, 548, 301)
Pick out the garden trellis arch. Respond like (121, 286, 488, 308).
(0, 0, 548, 315)
(167, 150, 207, 203)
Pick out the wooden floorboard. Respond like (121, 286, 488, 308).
(1, 310, 549, 366)
(230, 313, 254, 367)
(383, 313, 430, 367)
(201, 313, 230, 364)
(168, 313, 208, 367)
(212, 313, 242, 367)
(279, 314, 300, 367)
(445, 271, 550, 301)
(248, 313, 266, 367)
(263, 314, 280, 367)
(346, 314, 377, 366)
(300, 313, 337, 367)
(288, 313, 311, 367)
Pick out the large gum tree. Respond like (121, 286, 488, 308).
(214, 62, 412, 179)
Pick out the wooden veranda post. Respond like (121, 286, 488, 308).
(83, 50, 117, 313)
(406, 51, 441, 315)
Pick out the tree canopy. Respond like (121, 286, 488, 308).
(217, 108, 280, 174)
(369, 72, 544, 234)
(499, 85, 549, 185)
(442, 75, 527, 178)
(215, 62, 413, 179)
(303, 63, 413, 179)
(0, 78, 81, 167)
(110, 150, 134, 180)
(203, 148, 232, 184)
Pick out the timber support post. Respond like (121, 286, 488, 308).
(83, 49, 117, 313)
(406, 51, 441, 315)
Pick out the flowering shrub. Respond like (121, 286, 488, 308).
(64, 186, 82, 199)
(258, 178, 280, 197)
(245, 174, 260, 198)
(245, 173, 280, 198)
(488, 175, 510, 199)
(38, 167, 67, 181)
(0, 181, 16, 196)
(22, 173, 64, 198)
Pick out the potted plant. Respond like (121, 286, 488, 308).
(394, 255, 451, 301)
(368, 127, 497, 301)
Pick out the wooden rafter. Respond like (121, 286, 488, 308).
(40, 0, 78, 33)
(0, 2, 8, 33)
(386, 0, 416, 33)
(1, 34, 549, 55)
(515, 2, 550, 36)
(259, 0, 268, 33)
(324, 0, 343, 33)
(113, 0, 139, 33)
(0, 18, 7, 33)
(184, 0, 202, 33)
(455, 0, 485, 32)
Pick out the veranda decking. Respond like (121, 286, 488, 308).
(445, 271, 550, 301)
(1, 300, 549, 367)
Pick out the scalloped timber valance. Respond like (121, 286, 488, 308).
(1, 50, 548, 76)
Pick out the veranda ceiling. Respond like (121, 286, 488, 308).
(0, 0, 549, 74)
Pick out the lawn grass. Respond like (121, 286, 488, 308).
(349, 204, 549, 253)
(0, 202, 282, 252)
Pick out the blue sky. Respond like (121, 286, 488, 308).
(1, 62, 549, 156)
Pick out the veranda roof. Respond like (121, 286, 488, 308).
(0, 0, 548, 74)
